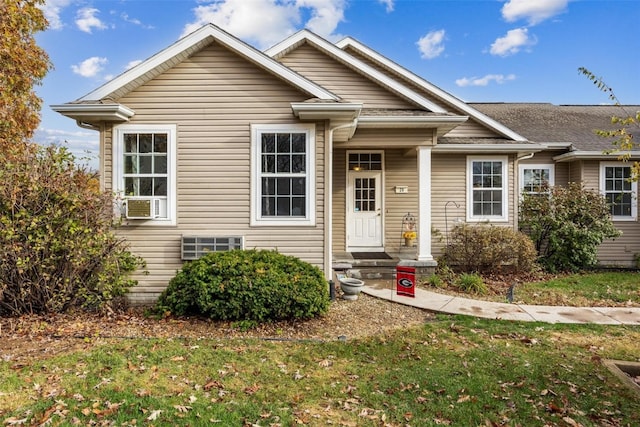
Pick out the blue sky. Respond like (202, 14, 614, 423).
(34, 0, 640, 167)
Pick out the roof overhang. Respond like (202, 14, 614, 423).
(358, 115, 468, 136)
(553, 150, 640, 162)
(51, 103, 135, 124)
(291, 102, 362, 121)
(433, 143, 545, 154)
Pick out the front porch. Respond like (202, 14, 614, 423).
(332, 250, 436, 282)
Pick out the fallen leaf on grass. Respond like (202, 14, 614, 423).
(173, 405, 191, 413)
(147, 410, 162, 421)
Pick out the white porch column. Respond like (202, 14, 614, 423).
(417, 146, 434, 262)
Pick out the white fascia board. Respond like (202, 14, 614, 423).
(80, 24, 338, 102)
(291, 102, 362, 120)
(335, 37, 527, 142)
(552, 150, 640, 162)
(433, 143, 544, 153)
(266, 30, 447, 114)
(51, 103, 135, 121)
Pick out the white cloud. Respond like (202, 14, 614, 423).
(502, 0, 569, 26)
(181, 0, 347, 49)
(76, 7, 108, 33)
(121, 12, 155, 29)
(416, 29, 445, 59)
(378, 0, 394, 13)
(489, 27, 536, 56)
(40, 0, 72, 30)
(455, 74, 516, 87)
(71, 56, 108, 77)
(33, 127, 100, 169)
(125, 60, 143, 70)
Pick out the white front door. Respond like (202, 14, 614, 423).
(347, 171, 383, 250)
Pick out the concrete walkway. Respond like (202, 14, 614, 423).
(362, 281, 640, 325)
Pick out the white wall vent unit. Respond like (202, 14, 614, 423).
(125, 198, 159, 219)
(181, 236, 244, 260)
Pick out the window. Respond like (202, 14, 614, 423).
(113, 124, 177, 225)
(600, 163, 637, 220)
(519, 164, 554, 194)
(467, 156, 508, 222)
(349, 152, 382, 171)
(251, 124, 315, 226)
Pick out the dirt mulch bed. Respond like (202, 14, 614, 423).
(0, 293, 434, 364)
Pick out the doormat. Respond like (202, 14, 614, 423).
(350, 252, 392, 260)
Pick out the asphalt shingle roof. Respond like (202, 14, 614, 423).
(470, 103, 640, 151)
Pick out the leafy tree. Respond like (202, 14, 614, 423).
(519, 183, 620, 272)
(579, 67, 640, 179)
(0, 0, 51, 146)
(0, 1, 143, 315)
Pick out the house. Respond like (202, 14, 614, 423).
(52, 24, 640, 304)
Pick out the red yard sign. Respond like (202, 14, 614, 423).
(396, 266, 416, 298)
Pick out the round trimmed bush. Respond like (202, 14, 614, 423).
(156, 249, 330, 321)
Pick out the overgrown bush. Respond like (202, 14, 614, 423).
(156, 249, 330, 322)
(0, 145, 143, 316)
(442, 224, 537, 274)
(519, 183, 621, 272)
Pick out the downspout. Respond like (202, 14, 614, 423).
(76, 120, 100, 131)
(324, 119, 358, 280)
(514, 152, 535, 230)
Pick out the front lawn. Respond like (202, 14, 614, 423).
(2, 317, 639, 426)
(427, 270, 640, 307)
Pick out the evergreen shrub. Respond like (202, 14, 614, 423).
(156, 249, 330, 322)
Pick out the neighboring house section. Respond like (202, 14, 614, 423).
(52, 24, 639, 302)
(473, 103, 640, 267)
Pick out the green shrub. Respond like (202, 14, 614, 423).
(456, 273, 488, 295)
(442, 224, 538, 274)
(156, 249, 330, 322)
(519, 183, 621, 272)
(426, 274, 444, 288)
(0, 145, 143, 315)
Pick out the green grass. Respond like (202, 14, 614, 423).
(515, 271, 640, 306)
(2, 317, 639, 426)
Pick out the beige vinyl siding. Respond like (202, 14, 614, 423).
(569, 160, 583, 184)
(580, 160, 640, 266)
(343, 128, 432, 148)
(107, 42, 326, 303)
(332, 149, 347, 253)
(431, 154, 466, 257)
(431, 153, 516, 257)
(342, 46, 503, 138)
(384, 150, 418, 252)
(444, 120, 503, 138)
(277, 43, 417, 109)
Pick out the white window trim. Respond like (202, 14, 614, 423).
(250, 123, 316, 227)
(519, 163, 555, 194)
(113, 124, 177, 226)
(467, 155, 509, 223)
(600, 162, 637, 221)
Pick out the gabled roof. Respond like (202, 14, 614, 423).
(471, 103, 640, 151)
(81, 24, 340, 103)
(335, 37, 527, 142)
(265, 30, 449, 115)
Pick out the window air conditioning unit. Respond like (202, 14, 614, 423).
(125, 198, 159, 219)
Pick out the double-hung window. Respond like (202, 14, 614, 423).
(519, 164, 554, 195)
(113, 124, 177, 225)
(600, 162, 637, 220)
(467, 156, 508, 222)
(251, 124, 315, 226)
